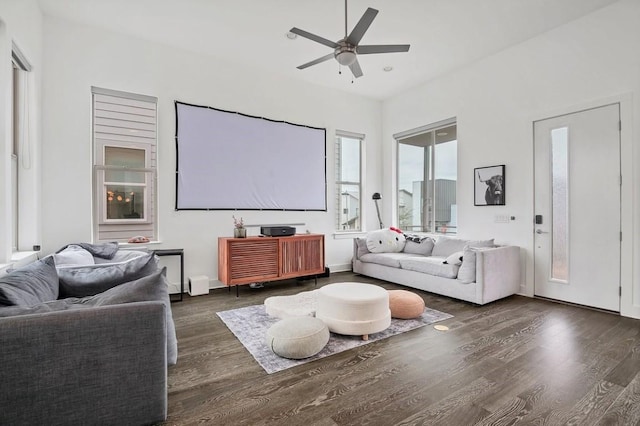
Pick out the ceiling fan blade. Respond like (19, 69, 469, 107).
(290, 27, 339, 49)
(349, 59, 363, 78)
(356, 44, 411, 54)
(297, 53, 335, 70)
(346, 8, 378, 46)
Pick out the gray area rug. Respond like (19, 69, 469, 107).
(217, 304, 453, 374)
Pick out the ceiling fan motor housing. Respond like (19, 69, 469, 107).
(334, 40, 357, 66)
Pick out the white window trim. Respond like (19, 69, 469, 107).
(91, 87, 158, 242)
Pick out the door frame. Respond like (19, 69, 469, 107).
(528, 94, 635, 318)
(533, 103, 621, 311)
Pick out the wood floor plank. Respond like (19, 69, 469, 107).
(162, 272, 640, 426)
(561, 380, 624, 425)
(596, 372, 640, 425)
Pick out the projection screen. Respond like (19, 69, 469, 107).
(175, 101, 326, 211)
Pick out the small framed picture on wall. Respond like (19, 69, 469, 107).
(474, 165, 505, 206)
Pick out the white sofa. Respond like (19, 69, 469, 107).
(352, 236, 521, 305)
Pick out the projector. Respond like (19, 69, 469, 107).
(260, 226, 296, 237)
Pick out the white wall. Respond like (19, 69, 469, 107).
(0, 0, 42, 266)
(40, 16, 382, 287)
(383, 0, 640, 318)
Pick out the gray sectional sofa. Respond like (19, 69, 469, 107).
(0, 243, 176, 426)
(353, 235, 521, 305)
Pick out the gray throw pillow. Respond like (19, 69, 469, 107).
(432, 237, 469, 257)
(0, 256, 59, 306)
(403, 237, 435, 256)
(57, 252, 158, 298)
(355, 238, 370, 258)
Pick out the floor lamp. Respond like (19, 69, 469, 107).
(372, 193, 383, 229)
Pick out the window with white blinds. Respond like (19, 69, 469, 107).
(92, 87, 158, 242)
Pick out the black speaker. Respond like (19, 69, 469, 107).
(260, 226, 296, 236)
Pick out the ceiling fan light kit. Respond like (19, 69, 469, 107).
(290, 0, 410, 79)
(336, 49, 357, 66)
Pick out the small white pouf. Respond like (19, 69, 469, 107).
(264, 290, 318, 319)
(266, 316, 329, 359)
(316, 282, 391, 340)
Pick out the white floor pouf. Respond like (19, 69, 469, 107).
(264, 290, 318, 319)
(266, 316, 329, 359)
(316, 282, 391, 340)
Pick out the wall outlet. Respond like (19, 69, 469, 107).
(494, 214, 510, 223)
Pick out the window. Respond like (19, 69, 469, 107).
(396, 120, 457, 234)
(335, 131, 363, 231)
(11, 45, 32, 253)
(92, 87, 158, 242)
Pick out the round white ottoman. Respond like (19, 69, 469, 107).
(266, 316, 329, 359)
(316, 282, 391, 340)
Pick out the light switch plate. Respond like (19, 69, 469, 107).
(495, 214, 510, 223)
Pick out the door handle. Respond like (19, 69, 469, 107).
(535, 229, 549, 234)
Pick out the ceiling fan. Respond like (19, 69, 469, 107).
(290, 0, 410, 78)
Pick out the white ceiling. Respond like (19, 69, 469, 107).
(37, 0, 618, 100)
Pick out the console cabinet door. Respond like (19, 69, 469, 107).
(219, 238, 279, 285)
(280, 235, 325, 278)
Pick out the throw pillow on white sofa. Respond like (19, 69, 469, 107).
(366, 228, 406, 253)
(354, 238, 370, 258)
(403, 235, 435, 256)
(432, 237, 469, 257)
(443, 251, 464, 266)
(457, 240, 497, 283)
(432, 236, 494, 257)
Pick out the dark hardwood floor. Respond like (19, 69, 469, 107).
(164, 272, 640, 425)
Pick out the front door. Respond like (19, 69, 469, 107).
(533, 104, 620, 311)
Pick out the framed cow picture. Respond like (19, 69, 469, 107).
(475, 165, 505, 206)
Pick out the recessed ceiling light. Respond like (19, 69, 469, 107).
(437, 132, 448, 136)
(383, 66, 393, 72)
(286, 32, 297, 40)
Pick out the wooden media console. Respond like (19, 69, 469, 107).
(218, 234, 325, 295)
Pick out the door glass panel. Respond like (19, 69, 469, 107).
(551, 127, 569, 281)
